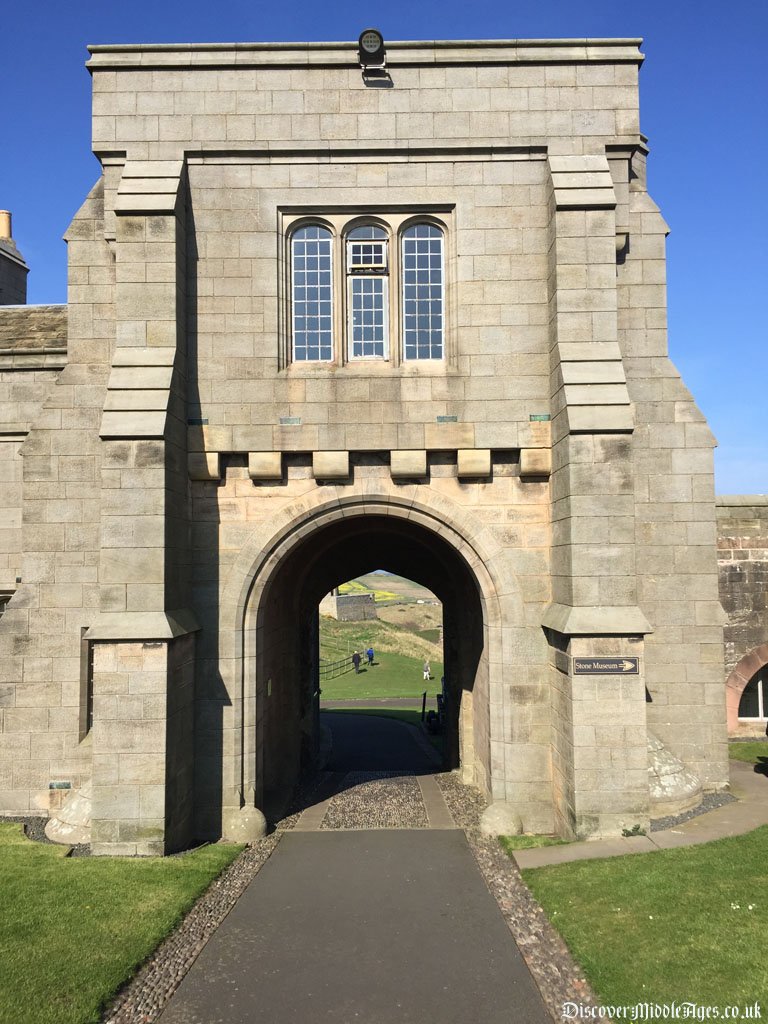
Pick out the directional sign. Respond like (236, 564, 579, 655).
(573, 657, 640, 675)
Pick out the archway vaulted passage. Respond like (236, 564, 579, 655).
(216, 495, 504, 840)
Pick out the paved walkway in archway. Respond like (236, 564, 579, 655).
(157, 713, 553, 1024)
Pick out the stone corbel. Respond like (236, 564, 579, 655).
(457, 449, 491, 478)
(188, 452, 221, 481)
(248, 451, 283, 481)
(519, 448, 552, 479)
(390, 450, 427, 479)
(313, 451, 350, 480)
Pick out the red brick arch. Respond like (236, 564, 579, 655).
(726, 643, 768, 734)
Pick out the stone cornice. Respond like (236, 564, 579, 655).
(716, 495, 768, 508)
(542, 603, 653, 637)
(87, 38, 644, 71)
(84, 609, 200, 641)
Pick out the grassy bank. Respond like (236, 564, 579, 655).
(729, 741, 768, 766)
(320, 649, 444, 700)
(320, 615, 440, 664)
(521, 827, 768, 1011)
(0, 824, 242, 1024)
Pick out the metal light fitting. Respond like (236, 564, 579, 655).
(358, 28, 386, 69)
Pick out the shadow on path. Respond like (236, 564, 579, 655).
(321, 709, 438, 773)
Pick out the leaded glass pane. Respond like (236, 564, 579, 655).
(292, 225, 333, 361)
(402, 224, 444, 360)
(347, 225, 387, 269)
(350, 276, 387, 358)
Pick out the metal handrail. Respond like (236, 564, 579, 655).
(318, 654, 355, 680)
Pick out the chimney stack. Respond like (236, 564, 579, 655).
(0, 210, 29, 305)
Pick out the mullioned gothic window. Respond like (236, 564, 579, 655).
(288, 217, 445, 365)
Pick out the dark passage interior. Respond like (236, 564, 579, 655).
(253, 514, 487, 820)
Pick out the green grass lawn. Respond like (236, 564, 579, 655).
(729, 741, 768, 766)
(521, 826, 768, 1010)
(0, 823, 243, 1024)
(320, 650, 444, 700)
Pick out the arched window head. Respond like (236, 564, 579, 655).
(402, 223, 444, 360)
(347, 225, 389, 359)
(291, 224, 333, 362)
(738, 665, 768, 719)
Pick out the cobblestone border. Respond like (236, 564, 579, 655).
(435, 773, 605, 1024)
(101, 835, 280, 1024)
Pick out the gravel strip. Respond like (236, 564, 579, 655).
(650, 791, 737, 832)
(272, 771, 340, 831)
(102, 835, 280, 1024)
(435, 772, 604, 1024)
(321, 771, 428, 830)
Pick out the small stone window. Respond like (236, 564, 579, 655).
(738, 665, 768, 719)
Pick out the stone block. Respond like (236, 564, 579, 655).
(520, 448, 552, 478)
(457, 449, 491, 478)
(188, 452, 221, 481)
(312, 451, 349, 480)
(390, 450, 427, 479)
(425, 423, 475, 451)
(100, 411, 167, 439)
(567, 406, 634, 433)
(248, 451, 283, 481)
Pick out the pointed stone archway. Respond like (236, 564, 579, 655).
(215, 493, 515, 841)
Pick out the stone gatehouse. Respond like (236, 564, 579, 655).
(0, 35, 731, 854)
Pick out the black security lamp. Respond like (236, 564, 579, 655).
(358, 28, 387, 69)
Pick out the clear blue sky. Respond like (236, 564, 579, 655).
(3, 0, 766, 493)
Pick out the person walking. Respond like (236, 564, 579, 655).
(352, 650, 361, 674)
(366, 646, 374, 667)
(423, 659, 431, 681)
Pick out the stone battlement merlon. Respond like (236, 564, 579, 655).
(85, 37, 644, 70)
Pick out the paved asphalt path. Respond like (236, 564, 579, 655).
(321, 708, 438, 772)
(157, 715, 551, 1024)
(157, 831, 550, 1024)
